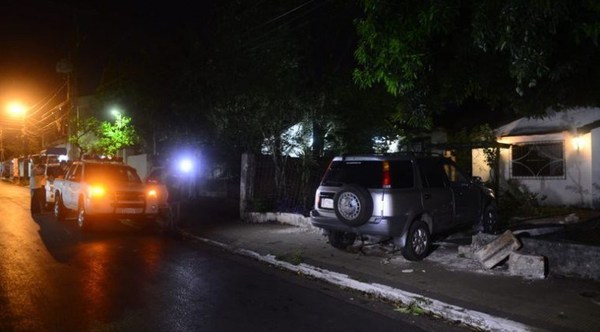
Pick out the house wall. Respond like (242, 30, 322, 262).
(471, 149, 490, 182)
(127, 153, 151, 180)
(495, 132, 594, 208)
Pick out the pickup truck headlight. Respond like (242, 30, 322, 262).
(89, 185, 106, 197)
(147, 189, 158, 198)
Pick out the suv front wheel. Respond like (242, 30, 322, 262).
(401, 220, 431, 261)
(333, 184, 373, 227)
(482, 203, 499, 234)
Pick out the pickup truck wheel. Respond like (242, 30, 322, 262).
(328, 231, 357, 250)
(401, 220, 431, 261)
(77, 201, 93, 231)
(54, 195, 66, 222)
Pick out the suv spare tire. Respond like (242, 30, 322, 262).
(333, 184, 373, 227)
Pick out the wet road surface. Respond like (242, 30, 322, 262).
(0, 180, 466, 331)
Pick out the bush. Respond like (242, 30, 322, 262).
(498, 179, 546, 223)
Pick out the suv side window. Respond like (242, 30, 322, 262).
(390, 161, 414, 188)
(443, 163, 468, 185)
(417, 159, 446, 188)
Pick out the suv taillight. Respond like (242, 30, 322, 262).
(382, 161, 391, 188)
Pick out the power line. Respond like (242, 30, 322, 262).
(27, 82, 68, 119)
(241, 1, 327, 52)
(246, 0, 315, 33)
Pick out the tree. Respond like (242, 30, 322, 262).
(68, 117, 101, 156)
(353, 0, 600, 126)
(68, 114, 139, 157)
(96, 113, 139, 156)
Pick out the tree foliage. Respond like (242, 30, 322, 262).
(97, 114, 139, 156)
(68, 114, 138, 157)
(94, 0, 392, 159)
(354, 0, 600, 126)
(68, 117, 101, 156)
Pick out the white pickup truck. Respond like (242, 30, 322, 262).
(52, 158, 159, 230)
(43, 162, 66, 208)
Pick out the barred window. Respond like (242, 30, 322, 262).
(511, 141, 565, 178)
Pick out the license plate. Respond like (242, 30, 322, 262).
(321, 198, 334, 209)
(117, 208, 142, 214)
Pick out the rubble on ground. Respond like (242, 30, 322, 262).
(459, 231, 548, 279)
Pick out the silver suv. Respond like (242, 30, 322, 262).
(310, 154, 497, 261)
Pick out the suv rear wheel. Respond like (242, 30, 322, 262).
(333, 184, 373, 227)
(328, 231, 357, 250)
(401, 220, 431, 261)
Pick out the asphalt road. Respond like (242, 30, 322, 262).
(0, 180, 467, 331)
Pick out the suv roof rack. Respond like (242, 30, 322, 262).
(340, 151, 447, 159)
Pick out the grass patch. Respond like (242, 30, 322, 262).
(276, 249, 305, 265)
(394, 301, 426, 315)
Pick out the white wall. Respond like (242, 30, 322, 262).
(127, 153, 150, 180)
(471, 149, 490, 182)
(496, 132, 594, 207)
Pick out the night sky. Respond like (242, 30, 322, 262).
(0, 0, 213, 125)
(1, 0, 520, 138)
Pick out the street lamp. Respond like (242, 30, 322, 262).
(7, 101, 27, 118)
(6, 101, 28, 155)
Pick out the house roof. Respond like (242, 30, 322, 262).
(496, 107, 600, 137)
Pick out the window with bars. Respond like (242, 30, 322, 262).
(511, 141, 565, 179)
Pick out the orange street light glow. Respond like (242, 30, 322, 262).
(7, 101, 27, 116)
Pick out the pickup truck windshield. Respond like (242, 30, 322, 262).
(84, 164, 142, 183)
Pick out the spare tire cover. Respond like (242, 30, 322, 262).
(333, 184, 373, 227)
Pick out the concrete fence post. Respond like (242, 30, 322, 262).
(240, 152, 256, 219)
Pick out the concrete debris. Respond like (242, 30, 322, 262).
(512, 225, 564, 237)
(471, 233, 498, 249)
(508, 252, 547, 279)
(458, 244, 475, 259)
(474, 230, 522, 269)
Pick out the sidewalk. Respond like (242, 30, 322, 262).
(177, 201, 600, 332)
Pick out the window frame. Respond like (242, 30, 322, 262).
(510, 140, 566, 179)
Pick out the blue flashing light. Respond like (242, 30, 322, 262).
(178, 158, 193, 174)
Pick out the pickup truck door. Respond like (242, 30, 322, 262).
(65, 164, 82, 209)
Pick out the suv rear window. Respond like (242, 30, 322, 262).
(321, 160, 414, 189)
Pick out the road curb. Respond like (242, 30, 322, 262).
(183, 231, 535, 332)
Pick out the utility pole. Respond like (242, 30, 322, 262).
(56, 9, 80, 161)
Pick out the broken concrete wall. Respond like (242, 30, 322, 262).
(508, 252, 547, 279)
(519, 238, 600, 281)
(474, 231, 522, 269)
(468, 233, 600, 281)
